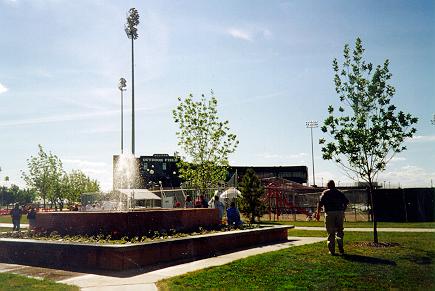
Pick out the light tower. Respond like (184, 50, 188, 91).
(306, 121, 318, 186)
(118, 78, 127, 154)
(125, 8, 140, 155)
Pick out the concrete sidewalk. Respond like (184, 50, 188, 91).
(59, 236, 324, 291)
(294, 226, 435, 232)
(0, 223, 29, 228)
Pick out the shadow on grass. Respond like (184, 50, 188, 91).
(343, 254, 396, 266)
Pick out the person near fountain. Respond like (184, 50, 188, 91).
(211, 195, 225, 223)
(226, 201, 243, 227)
(200, 195, 209, 208)
(26, 206, 37, 230)
(10, 204, 22, 231)
(185, 195, 193, 208)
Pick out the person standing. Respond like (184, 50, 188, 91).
(10, 204, 22, 231)
(200, 195, 209, 208)
(185, 195, 193, 208)
(226, 201, 243, 227)
(27, 206, 37, 230)
(212, 195, 225, 223)
(316, 180, 349, 255)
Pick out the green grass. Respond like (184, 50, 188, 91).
(0, 215, 27, 224)
(262, 220, 435, 228)
(157, 232, 435, 290)
(0, 273, 78, 291)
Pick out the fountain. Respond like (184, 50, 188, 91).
(0, 152, 291, 271)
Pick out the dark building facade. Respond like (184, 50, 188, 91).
(228, 166, 308, 185)
(113, 154, 308, 189)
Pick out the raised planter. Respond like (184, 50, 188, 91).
(34, 208, 220, 237)
(0, 225, 291, 271)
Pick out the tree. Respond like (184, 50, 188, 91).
(238, 168, 266, 223)
(173, 92, 239, 195)
(63, 169, 100, 205)
(22, 145, 64, 209)
(319, 38, 418, 243)
(0, 185, 36, 206)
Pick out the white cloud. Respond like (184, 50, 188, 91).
(390, 156, 406, 163)
(0, 103, 170, 128)
(0, 83, 8, 94)
(408, 135, 435, 143)
(227, 28, 253, 41)
(226, 26, 272, 42)
(63, 158, 112, 191)
(378, 165, 435, 188)
(257, 152, 308, 162)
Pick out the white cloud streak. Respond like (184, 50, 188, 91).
(226, 26, 272, 42)
(257, 152, 308, 161)
(227, 28, 253, 41)
(0, 83, 8, 94)
(0, 104, 171, 128)
(408, 135, 435, 143)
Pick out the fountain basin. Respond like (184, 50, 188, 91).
(0, 225, 291, 271)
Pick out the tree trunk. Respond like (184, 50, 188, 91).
(368, 182, 378, 243)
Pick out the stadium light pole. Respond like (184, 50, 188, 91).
(118, 78, 127, 154)
(125, 8, 139, 155)
(306, 121, 318, 186)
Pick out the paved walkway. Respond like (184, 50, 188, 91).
(294, 226, 435, 232)
(0, 223, 29, 228)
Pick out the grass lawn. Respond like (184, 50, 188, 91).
(0, 215, 27, 224)
(157, 231, 435, 290)
(0, 273, 78, 291)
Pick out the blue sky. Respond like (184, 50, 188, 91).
(0, 0, 434, 190)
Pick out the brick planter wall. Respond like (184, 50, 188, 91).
(0, 225, 291, 271)
(34, 208, 220, 237)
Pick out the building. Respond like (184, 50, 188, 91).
(228, 166, 308, 185)
(113, 154, 308, 189)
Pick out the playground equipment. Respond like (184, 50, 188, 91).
(263, 177, 322, 221)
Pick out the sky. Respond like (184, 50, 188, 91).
(0, 0, 434, 191)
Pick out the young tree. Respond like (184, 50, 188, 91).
(238, 168, 266, 223)
(173, 92, 239, 194)
(22, 145, 64, 209)
(63, 169, 100, 205)
(319, 38, 418, 243)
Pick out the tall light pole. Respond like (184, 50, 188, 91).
(306, 121, 318, 186)
(431, 113, 435, 126)
(118, 78, 127, 154)
(125, 8, 139, 155)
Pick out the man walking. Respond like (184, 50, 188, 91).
(316, 180, 349, 255)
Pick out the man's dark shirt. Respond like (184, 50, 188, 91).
(319, 188, 349, 212)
